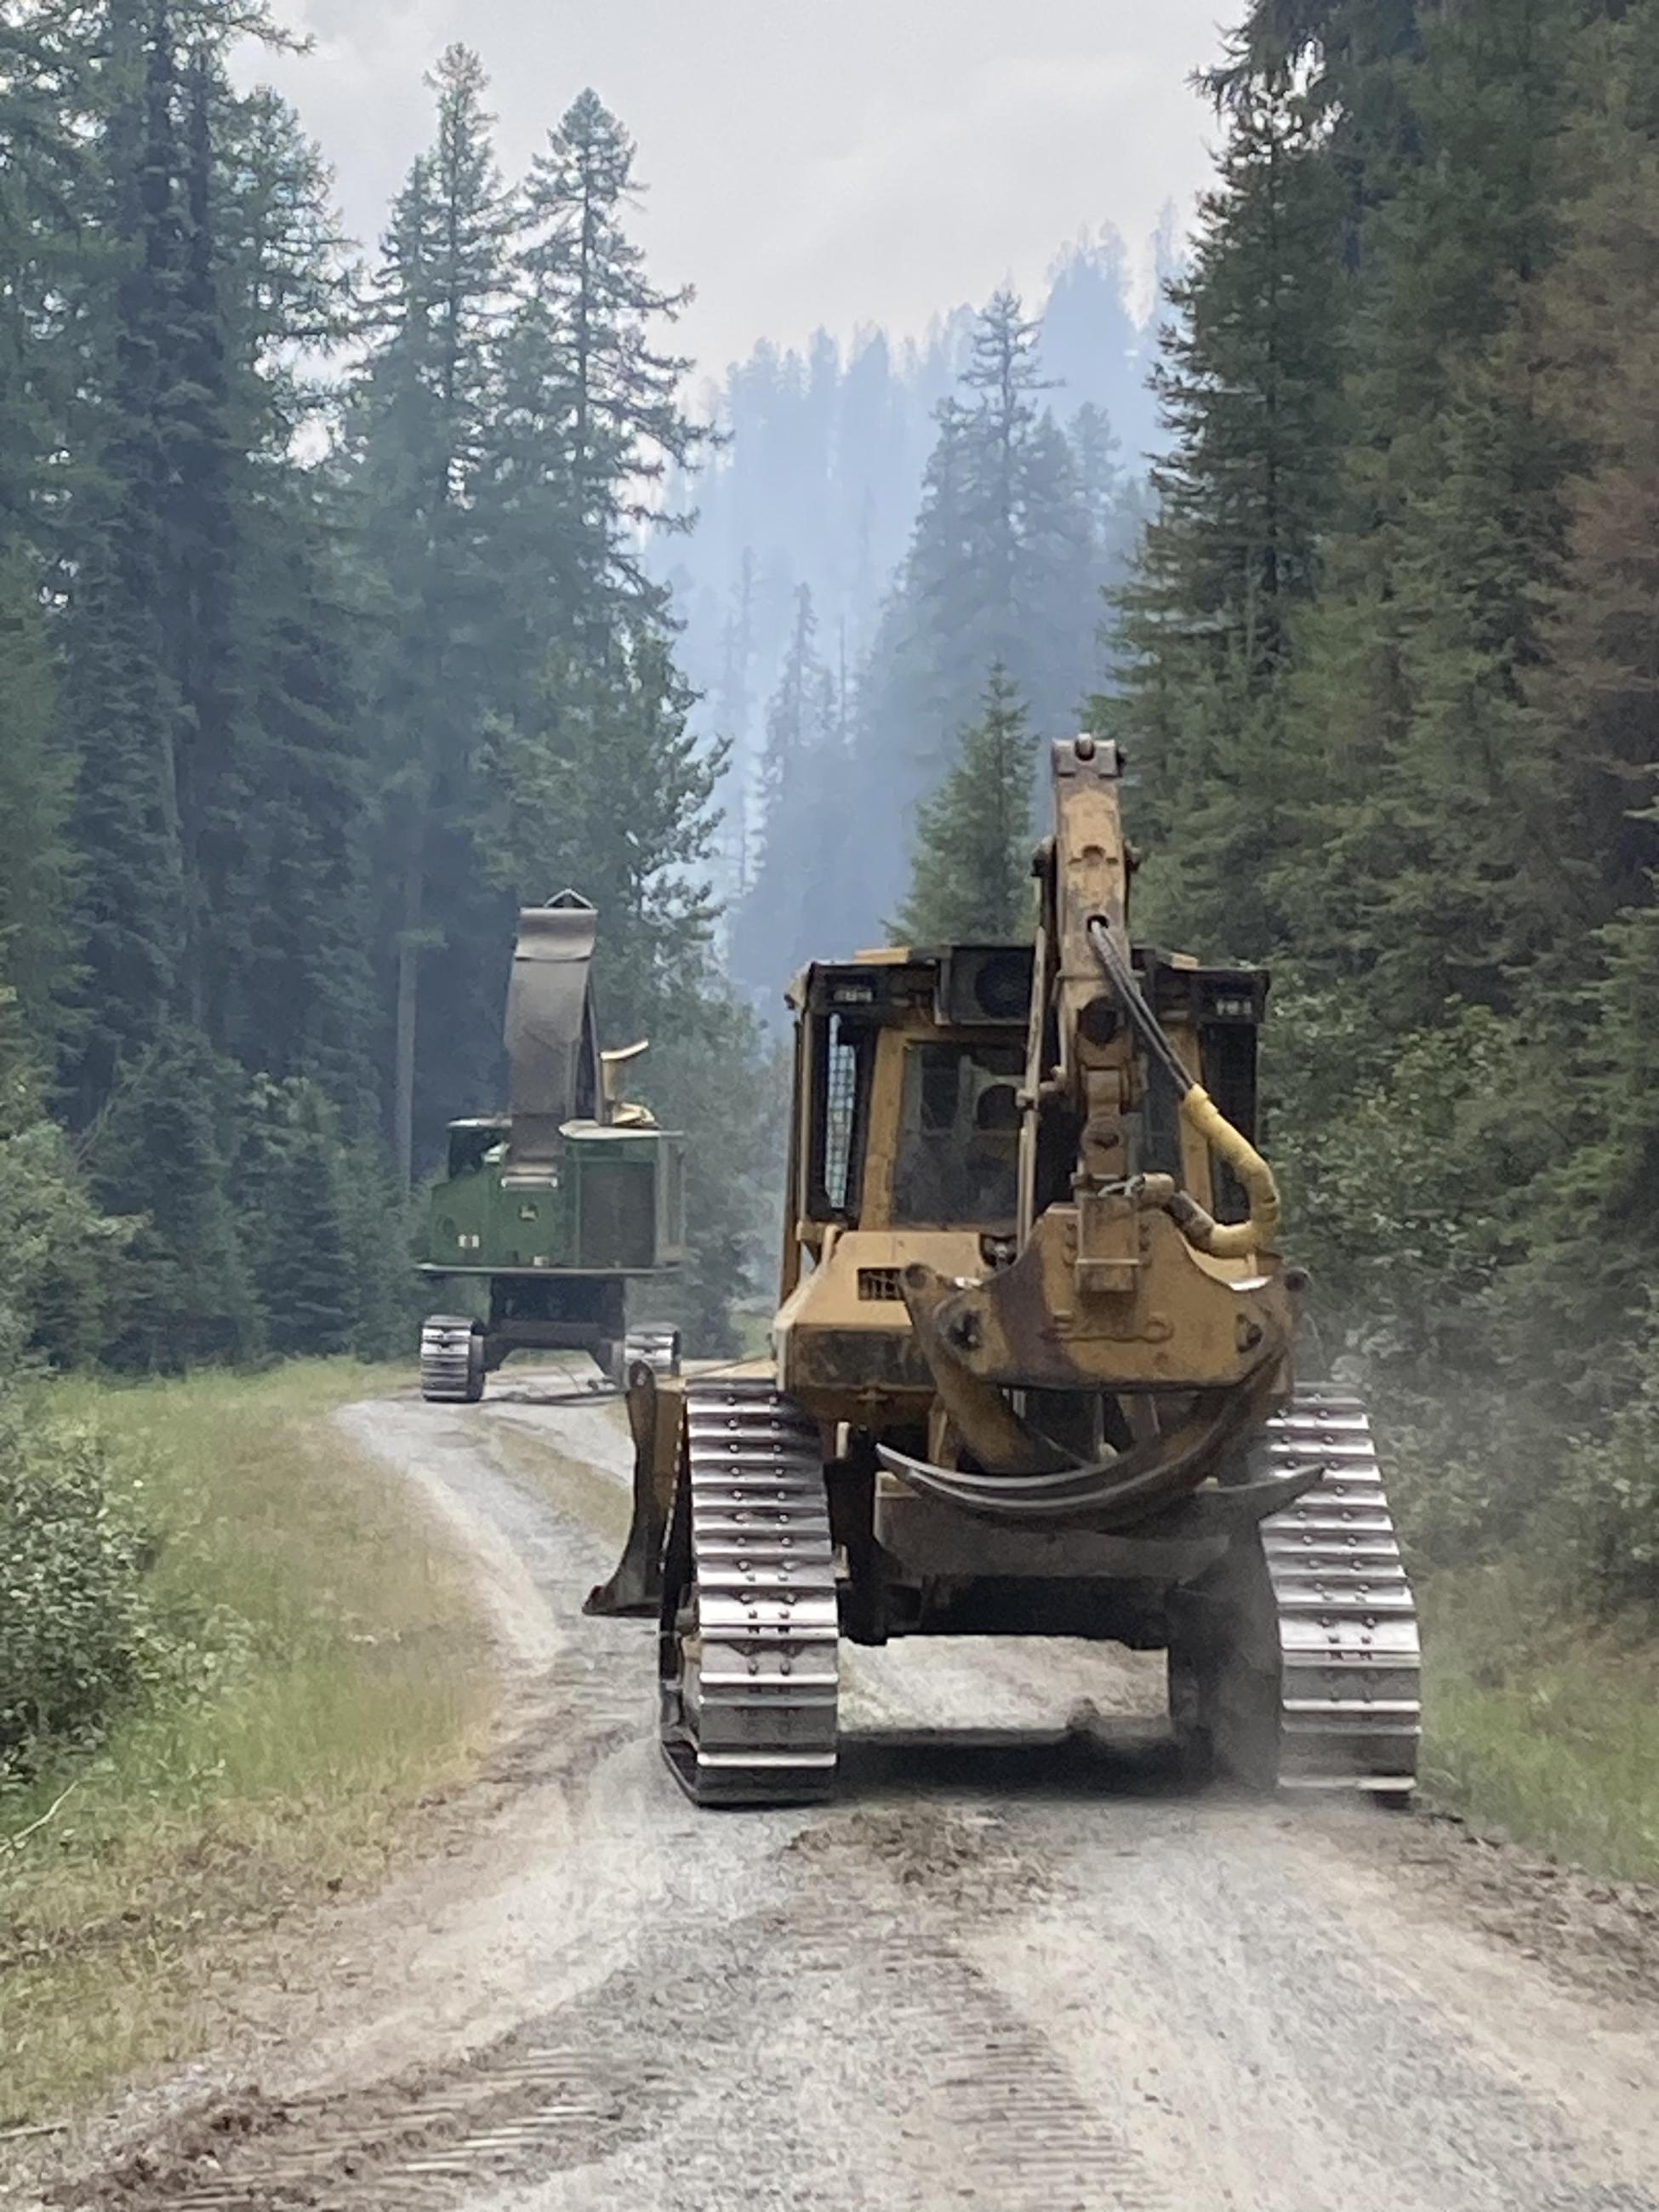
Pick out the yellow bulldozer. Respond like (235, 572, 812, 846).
(588, 737, 1420, 1807)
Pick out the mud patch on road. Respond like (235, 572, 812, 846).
(788, 1802, 1049, 1909)
(55, 2023, 675, 2210)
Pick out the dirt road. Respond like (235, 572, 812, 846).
(43, 1379, 1659, 2212)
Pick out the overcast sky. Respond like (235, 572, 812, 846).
(239, 2, 1233, 382)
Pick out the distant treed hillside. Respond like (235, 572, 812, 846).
(654, 222, 1175, 990)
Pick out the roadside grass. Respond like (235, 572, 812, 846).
(1420, 1561, 1659, 1882)
(0, 1360, 492, 2125)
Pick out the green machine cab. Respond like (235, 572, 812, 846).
(417, 892, 687, 1403)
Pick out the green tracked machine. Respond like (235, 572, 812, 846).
(417, 892, 687, 1404)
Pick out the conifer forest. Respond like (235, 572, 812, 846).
(5, 0, 1659, 1636)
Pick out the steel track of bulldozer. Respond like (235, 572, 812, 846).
(652, 1383, 1417, 1805)
(1172, 1385, 1421, 1796)
(1259, 1388, 1421, 1794)
(419, 1315, 484, 1404)
(658, 1379, 838, 1805)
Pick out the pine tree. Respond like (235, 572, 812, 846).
(242, 1076, 357, 1358)
(504, 87, 705, 654)
(715, 549, 757, 897)
(891, 668, 1035, 946)
(754, 583, 821, 861)
(0, 1, 88, 560)
(898, 289, 1095, 743)
(212, 493, 379, 1132)
(88, 1027, 260, 1371)
(852, 290, 1097, 927)
(1108, 58, 1346, 962)
(170, 40, 239, 1019)
(478, 628, 723, 1040)
(60, 4, 340, 1127)
(1468, 8, 1659, 1417)
(476, 622, 776, 1348)
(1266, 0, 1582, 1023)
(338, 1138, 419, 1360)
(641, 986, 785, 1357)
(0, 972, 124, 1371)
(61, 0, 192, 1119)
(1521, 27, 1659, 955)
(733, 585, 854, 980)
(350, 44, 512, 1181)
(0, 550, 76, 1059)
(1103, 0, 1659, 1596)
(1069, 402, 1133, 564)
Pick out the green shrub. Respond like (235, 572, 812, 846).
(1546, 1365, 1659, 1618)
(0, 1399, 159, 1767)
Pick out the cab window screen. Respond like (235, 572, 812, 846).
(823, 1017, 859, 1211)
(891, 1043, 1023, 1227)
(806, 1013, 873, 1221)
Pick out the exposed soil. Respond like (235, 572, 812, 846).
(12, 1375, 1659, 2212)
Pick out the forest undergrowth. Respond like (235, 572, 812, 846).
(0, 1363, 489, 2125)
(1420, 1564, 1659, 1884)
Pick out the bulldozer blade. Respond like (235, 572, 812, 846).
(584, 1364, 685, 1617)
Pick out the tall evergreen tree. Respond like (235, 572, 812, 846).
(62, 0, 192, 1119)
(88, 1026, 260, 1371)
(478, 630, 723, 1040)
(0, 550, 76, 1058)
(0, 968, 124, 1371)
(1108, 57, 1346, 961)
(241, 1075, 357, 1358)
(891, 668, 1035, 946)
(851, 290, 1098, 932)
(349, 43, 512, 1181)
(733, 584, 852, 980)
(1267, 0, 1582, 1022)
(498, 87, 705, 658)
(170, 39, 238, 1020)
(477, 624, 767, 1343)
(753, 583, 821, 862)
(0, 0, 88, 558)
(1104, 0, 1659, 1598)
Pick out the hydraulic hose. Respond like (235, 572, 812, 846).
(1086, 918, 1280, 1260)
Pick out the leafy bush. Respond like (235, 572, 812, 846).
(0, 996, 129, 1369)
(1542, 1303, 1659, 1618)
(0, 1394, 160, 1768)
(1267, 993, 1538, 1368)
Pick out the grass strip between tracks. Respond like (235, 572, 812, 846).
(0, 1362, 492, 2127)
(1421, 1564, 1659, 1883)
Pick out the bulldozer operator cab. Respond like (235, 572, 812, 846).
(790, 944, 1032, 1249)
(892, 1046, 1022, 1228)
(444, 1119, 510, 1181)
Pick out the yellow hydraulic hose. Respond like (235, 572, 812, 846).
(1086, 917, 1282, 1261)
(1177, 1086, 1281, 1258)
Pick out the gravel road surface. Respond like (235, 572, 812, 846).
(37, 1377, 1659, 2212)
